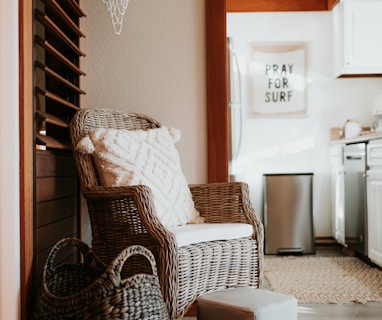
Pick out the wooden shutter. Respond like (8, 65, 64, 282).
(33, 0, 85, 293)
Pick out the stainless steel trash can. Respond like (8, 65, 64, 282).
(264, 173, 315, 255)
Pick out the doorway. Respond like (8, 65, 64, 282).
(205, 0, 337, 183)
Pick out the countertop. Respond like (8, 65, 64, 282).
(331, 132, 382, 144)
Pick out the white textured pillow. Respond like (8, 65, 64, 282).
(76, 126, 203, 227)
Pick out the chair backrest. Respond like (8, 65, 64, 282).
(70, 108, 161, 190)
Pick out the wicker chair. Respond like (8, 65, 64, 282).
(70, 108, 264, 320)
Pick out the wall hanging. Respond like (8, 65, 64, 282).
(103, 0, 129, 35)
(249, 42, 307, 117)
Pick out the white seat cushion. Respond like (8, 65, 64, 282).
(168, 223, 253, 247)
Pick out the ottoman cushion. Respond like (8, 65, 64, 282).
(197, 287, 297, 320)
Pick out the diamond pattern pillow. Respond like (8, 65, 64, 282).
(76, 126, 202, 227)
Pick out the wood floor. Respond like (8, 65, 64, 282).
(292, 243, 382, 320)
(184, 242, 382, 319)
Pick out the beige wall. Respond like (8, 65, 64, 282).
(0, 1, 20, 319)
(81, 0, 207, 184)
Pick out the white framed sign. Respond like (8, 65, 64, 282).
(249, 42, 307, 117)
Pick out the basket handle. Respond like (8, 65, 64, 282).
(44, 238, 91, 280)
(106, 245, 158, 285)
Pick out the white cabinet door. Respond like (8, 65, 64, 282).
(367, 169, 382, 267)
(330, 145, 345, 245)
(333, 0, 382, 76)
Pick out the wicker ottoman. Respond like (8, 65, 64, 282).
(196, 287, 297, 320)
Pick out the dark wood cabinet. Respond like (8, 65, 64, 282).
(33, 0, 85, 293)
(34, 150, 79, 285)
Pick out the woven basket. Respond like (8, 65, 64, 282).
(32, 238, 169, 320)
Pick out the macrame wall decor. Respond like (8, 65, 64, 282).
(102, 0, 130, 35)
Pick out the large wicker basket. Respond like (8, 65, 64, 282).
(32, 238, 169, 320)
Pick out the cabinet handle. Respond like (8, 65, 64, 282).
(346, 156, 362, 160)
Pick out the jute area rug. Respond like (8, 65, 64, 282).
(264, 255, 382, 304)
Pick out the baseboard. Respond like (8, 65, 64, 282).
(315, 236, 340, 247)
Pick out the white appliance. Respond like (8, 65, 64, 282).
(227, 37, 243, 182)
(343, 143, 367, 256)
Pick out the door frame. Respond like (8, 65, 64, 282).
(19, 0, 34, 317)
(206, 0, 228, 183)
(205, 0, 337, 183)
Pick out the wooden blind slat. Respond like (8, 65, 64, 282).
(35, 9, 86, 57)
(36, 110, 69, 128)
(66, 0, 86, 17)
(35, 36, 86, 76)
(36, 86, 81, 111)
(36, 61, 86, 95)
(36, 133, 71, 150)
(41, 0, 85, 38)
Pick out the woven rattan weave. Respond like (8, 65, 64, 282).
(69, 108, 264, 319)
(32, 238, 169, 320)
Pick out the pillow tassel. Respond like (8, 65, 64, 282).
(76, 134, 95, 154)
(167, 127, 181, 143)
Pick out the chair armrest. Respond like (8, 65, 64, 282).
(189, 182, 254, 222)
(82, 185, 175, 247)
(189, 182, 263, 241)
(82, 185, 179, 316)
